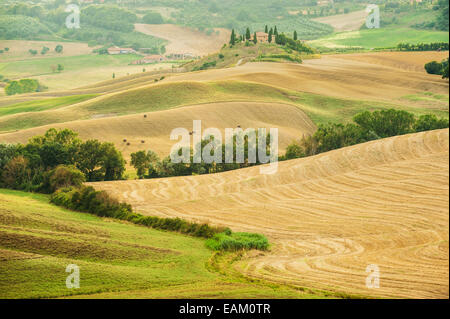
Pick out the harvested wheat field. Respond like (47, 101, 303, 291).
(331, 51, 450, 73)
(313, 10, 368, 32)
(0, 40, 97, 62)
(92, 129, 449, 298)
(164, 52, 449, 104)
(135, 24, 231, 57)
(0, 101, 316, 159)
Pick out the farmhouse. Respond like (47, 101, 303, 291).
(250, 32, 273, 43)
(108, 47, 136, 55)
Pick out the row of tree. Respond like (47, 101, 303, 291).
(282, 110, 449, 160)
(130, 133, 273, 179)
(397, 42, 449, 51)
(0, 129, 125, 192)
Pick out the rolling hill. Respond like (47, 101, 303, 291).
(0, 189, 327, 299)
(91, 128, 449, 299)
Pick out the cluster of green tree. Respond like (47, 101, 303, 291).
(130, 133, 274, 179)
(425, 58, 449, 78)
(142, 11, 164, 24)
(397, 42, 449, 51)
(229, 26, 315, 54)
(0, 15, 51, 40)
(51, 185, 229, 239)
(81, 5, 137, 33)
(282, 109, 449, 161)
(4, 79, 47, 96)
(273, 33, 315, 54)
(0, 4, 164, 52)
(0, 128, 125, 192)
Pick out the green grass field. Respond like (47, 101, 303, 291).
(0, 188, 334, 299)
(309, 27, 449, 49)
(0, 94, 97, 117)
(0, 54, 144, 79)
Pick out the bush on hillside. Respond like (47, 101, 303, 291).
(142, 12, 164, 24)
(4, 79, 46, 95)
(1, 156, 33, 191)
(206, 232, 269, 251)
(40, 165, 85, 193)
(50, 186, 229, 239)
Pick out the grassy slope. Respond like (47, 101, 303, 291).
(0, 188, 332, 299)
(309, 27, 449, 49)
(0, 79, 447, 133)
(0, 94, 97, 117)
(309, 7, 449, 49)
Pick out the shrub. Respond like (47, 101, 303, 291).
(425, 61, 444, 75)
(1, 156, 32, 190)
(41, 165, 85, 193)
(142, 12, 164, 24)
(206, 232, 269, 251)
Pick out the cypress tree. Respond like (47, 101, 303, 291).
(268, 28, 273, 43)
(274, 26, 278, 36)
(265, 25, 268, 33)
(246, 27, 251, 40)
(253, 32, 257, 44)
(294, 30, 298, 41)
(230, 29, 236, 45)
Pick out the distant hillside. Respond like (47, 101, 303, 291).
(183, 41, 319, 71)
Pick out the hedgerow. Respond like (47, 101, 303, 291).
(50, 186, 230, 239)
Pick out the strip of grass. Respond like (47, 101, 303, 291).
(206, 232, 270, 251)
(0, 94, 97, 117)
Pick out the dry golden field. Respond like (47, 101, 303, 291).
(164, 51, 449, 103)
(313, 10, 368, 32)
(0, 40, 98, 62)
(135, 24, 231, 57)
(0, 101, 316, 158)
(92, 129, 449, 299)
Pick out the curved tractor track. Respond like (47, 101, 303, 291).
(92, 129, 449, 299)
